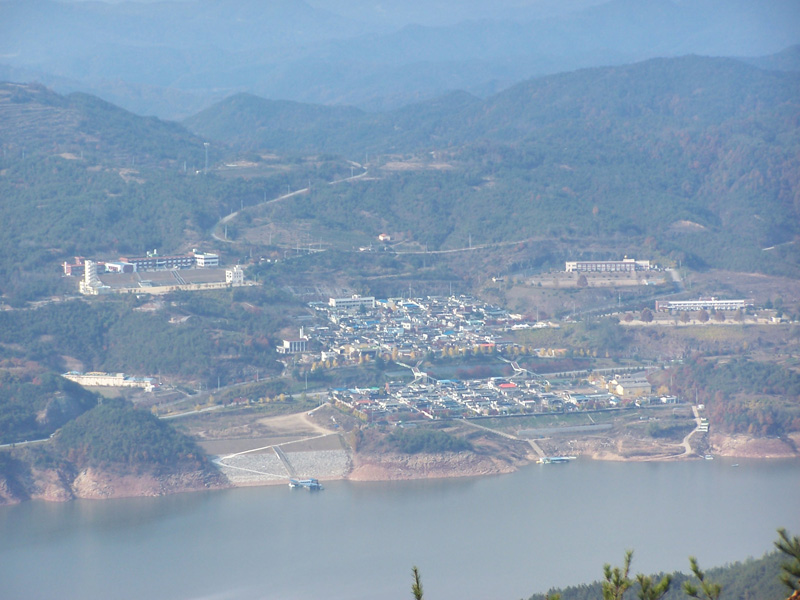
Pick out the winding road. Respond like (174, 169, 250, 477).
(210, 166, 369, 243)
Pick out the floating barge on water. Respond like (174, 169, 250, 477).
(289, 478, 323, 490)
(537, 456, 577, 465)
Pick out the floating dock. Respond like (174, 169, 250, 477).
(289, 478, 323, 490)
(537, 456, 577, 464)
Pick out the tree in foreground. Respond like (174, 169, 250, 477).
(411, 565, 423, 600)
(683, 556, 721, 600)
(603, 550, 633, 600)
(411, 528, 800, 599)
(602, 550, 671, 600)
(775, 528, 800, 596)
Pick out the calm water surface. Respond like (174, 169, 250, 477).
(1, 459, 798, 600)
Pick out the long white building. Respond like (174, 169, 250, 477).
(565, 258, 651, 273)
(62, 371, 155, 392)
(655, 297, 754, 312)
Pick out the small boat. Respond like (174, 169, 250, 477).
(704, 455, 714, 460)
(731, 464, 739, 467)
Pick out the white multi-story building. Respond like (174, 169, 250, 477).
(79, 260, 111, 295)
(328, 295, 376, 311)
(193, 250, 219, 267)
(225, 265, 244, 285)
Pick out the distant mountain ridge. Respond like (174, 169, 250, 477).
(744, 44, 800, 72)
(0, 53, 798, 290)
(181, 54, 800, 275)
(2, 0, 799, 118)
(183, 55, 800, 156)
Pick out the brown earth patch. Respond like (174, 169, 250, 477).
(710, 433, 798, 458)
(349, 451, 517, 481)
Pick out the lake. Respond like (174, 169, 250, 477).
(1, 458, 798, 600)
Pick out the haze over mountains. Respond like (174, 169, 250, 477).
(1, 0, 799, 295)
(183, 55, 800, 155)
(2, 50, 799, 302)
(2, 0, 800, 118)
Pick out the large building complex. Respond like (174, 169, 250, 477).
(64, 249, 219, 276)
(565, 258, 651, 273)
(655, 297, 754, 312)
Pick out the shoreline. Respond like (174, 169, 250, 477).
(2, 430, 797, 505)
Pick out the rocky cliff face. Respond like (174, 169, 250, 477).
(0, 459, 229, 505)
(70, 467, 227, 500)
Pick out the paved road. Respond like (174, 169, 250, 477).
(210, 169, 369, 243)
(0, 436, 50, 449)
(679, 405, 705, 456)
(462, 419, 546, 458)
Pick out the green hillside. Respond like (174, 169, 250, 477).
(0, 370, 97, 445)
(182, 93, 368, 153)
(184, 56, 800, 154)
(0, 396, 225, 503)
(527, 549, 788, 600)
(0, 83, 351, 304)
(195, 56, 800, 275)
(0, 155, 267, 303)
(56, 398, 208, 472)
(0, 82, 204, 167)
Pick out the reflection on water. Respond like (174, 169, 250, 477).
(1, 459, 798, 600)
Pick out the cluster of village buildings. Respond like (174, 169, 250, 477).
(280, 295, 664, 422)
(329, 370, 665, 422)
(280, 295, 562, 364)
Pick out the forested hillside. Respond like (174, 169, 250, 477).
(667, 357, 800, 437)
(0, 82, 203, 167)
(56, 398, 208, 473)
(0, 397, 225, 503)
(0, 82, 356, 303)
(200, 56, 800, 276)
(0, 370, 97, 445)
(185, 56, 800, 154)
(527, 549, 788, 600)
(0, 289, 300, 388)
(0, 156, 231, 302)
